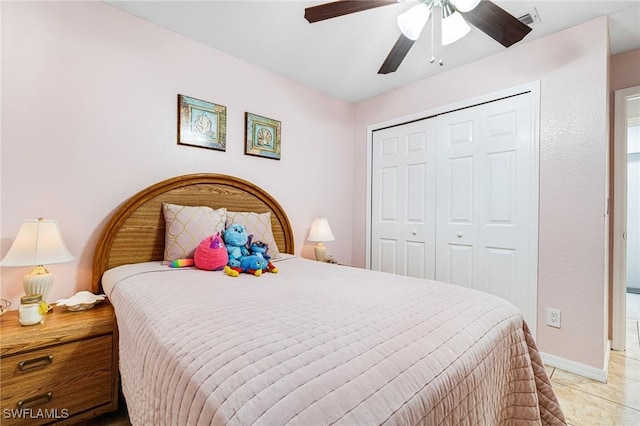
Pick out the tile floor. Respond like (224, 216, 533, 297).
(96, 294, 640, 426)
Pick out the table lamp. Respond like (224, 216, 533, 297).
(308, 217, 335, 262)
(0, 218, 74, 302)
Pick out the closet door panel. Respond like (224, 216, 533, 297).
(485, 247, 516, 299)
(436, 94, 533, 324)
(371, 119, 437, 279)
(478, 95, 533, 321)
(379, 238, 398, 274)
(447, 244, 474, 287)
(436, 108, 479, 288)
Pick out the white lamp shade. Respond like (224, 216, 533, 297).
(397, 4, 431, 41)
(451, 0, 481, 13)
(0, 218, 74, 267)
(308, 218, 335, 242)
(442, 11, 470, 45)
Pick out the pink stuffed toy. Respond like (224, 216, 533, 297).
(194, 232, 228, 271)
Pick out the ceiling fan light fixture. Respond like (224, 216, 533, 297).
(397, 3, 432, 41)
(442, 11, 470, 45)
(450, 0, 481, 13)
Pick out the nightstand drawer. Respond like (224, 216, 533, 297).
(1, 334, 112, 425)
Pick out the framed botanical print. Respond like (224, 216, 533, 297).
(244, 112, 281, 160)
(178, 94, 226, 151)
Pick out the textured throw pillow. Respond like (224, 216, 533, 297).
(163, 203, 227, 261)
(226, 211, 280, 259)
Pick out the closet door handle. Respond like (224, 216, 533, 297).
(456, 232, 463, 238)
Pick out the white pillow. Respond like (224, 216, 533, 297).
(163, 203, 226, 261)
(226, 211, 280, 259)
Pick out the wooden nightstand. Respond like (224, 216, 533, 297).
(0, 302, 118, 425)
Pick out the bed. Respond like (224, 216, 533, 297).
(93, 173, 566, 425)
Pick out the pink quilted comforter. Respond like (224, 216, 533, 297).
(103, 257, 565, 425)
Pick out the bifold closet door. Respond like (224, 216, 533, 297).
(371, 119, 437, 279)
(435, 94, 534, 321)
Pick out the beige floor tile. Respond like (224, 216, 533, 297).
(624, 348, 640, 362)
(625, 319, 640, 360)
(609, 350, 640, 380)
(626, 319, 639, 339)
(552, 368, 640, 410)
(625, 334, 640, 350)
(553, 382, 640, 426)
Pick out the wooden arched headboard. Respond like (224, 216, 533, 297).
(91, 174, 294, 292)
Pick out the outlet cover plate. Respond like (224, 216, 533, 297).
(547, 308, 561, 328)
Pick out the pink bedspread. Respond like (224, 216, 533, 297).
(103, 257, 565, 425)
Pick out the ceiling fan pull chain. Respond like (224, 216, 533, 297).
(433, 1, 443, 66)
(439, 5, 444, 67)
(429, 6, 435, 64)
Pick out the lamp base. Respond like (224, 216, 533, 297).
(314, 243, 327, 262)
(23, 266, 54, 303)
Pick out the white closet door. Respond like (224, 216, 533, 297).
(434, 106, 479, 288)
(435, 94, 534, 322)
(371, 119, 437, 279)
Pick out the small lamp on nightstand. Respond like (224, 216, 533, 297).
(308, 217, 335, 262)
(0, 218, 74, 303)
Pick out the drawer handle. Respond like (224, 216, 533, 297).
(17, 392, 52, 409)
(18, 355, 53, 371)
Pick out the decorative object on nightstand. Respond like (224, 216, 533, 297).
(0, 218, 74, 303)
(18, 294, 47, 326)
(308, 217, 335, 262)
(56, 291, 106, 311)
(323, 255, 338, 264)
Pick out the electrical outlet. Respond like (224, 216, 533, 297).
(547, 308, 561, 328)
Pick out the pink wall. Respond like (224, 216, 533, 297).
(611, 49, 640, 91)
(0, 2, 354, 305)
(352, 18, 610, 369)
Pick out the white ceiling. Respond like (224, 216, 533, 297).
(107, 0, 640, 103)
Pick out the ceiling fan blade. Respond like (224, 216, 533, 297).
(305, 0, 398, 23)
(459, 1, 532, 47)
(378, 34, 415, 74)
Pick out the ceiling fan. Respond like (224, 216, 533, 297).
(304, 0, 532, 74)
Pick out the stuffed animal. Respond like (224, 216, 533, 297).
(194, 232, 228, 271)
(224, 255, 267, 277)
(223, 224, 250, 267)
(168, 232, 229, 271)
(250, 241, 278, 273)
(169, 259, 195, 268)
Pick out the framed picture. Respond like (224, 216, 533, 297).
(178, 94, 226, 151)
(244, 112, 281, 160)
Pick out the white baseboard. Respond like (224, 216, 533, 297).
(540, 341, 610, 383)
